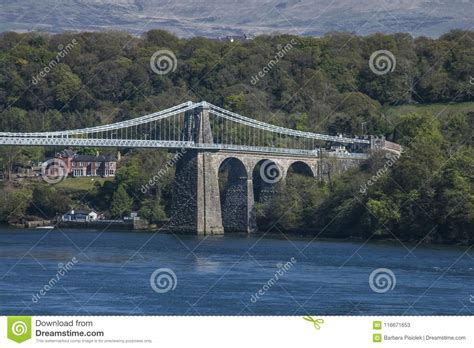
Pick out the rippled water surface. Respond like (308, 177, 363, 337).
(0, 227, 472, 315)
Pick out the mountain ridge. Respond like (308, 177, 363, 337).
(0, 0, 472, 37)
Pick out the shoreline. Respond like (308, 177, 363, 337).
(1, 223, 471, 247)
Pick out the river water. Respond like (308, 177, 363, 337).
(0, 227, 472, 315)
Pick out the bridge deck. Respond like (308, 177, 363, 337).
(0, 137, 371, 159)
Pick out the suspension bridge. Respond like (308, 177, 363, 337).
(0, 101, 389, 155)
(0, 101, 400, 234)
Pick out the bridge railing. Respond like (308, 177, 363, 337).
(194, 143, 370, 159)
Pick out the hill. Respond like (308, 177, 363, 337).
(0, 0, 472, 38)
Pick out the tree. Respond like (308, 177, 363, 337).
(50, 64, 82, 108)
(0, 189, 32, 222)
(31, 185, 71, 217)
(76, 147, 99, 155)
(139, 198, 167, 222)
(110, 184, 133, 217)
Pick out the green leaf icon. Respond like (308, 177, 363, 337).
(7, 316, 32, 343)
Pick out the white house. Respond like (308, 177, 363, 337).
(62, 209, 98, 222)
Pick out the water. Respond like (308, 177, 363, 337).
(0, 227, 472, 315)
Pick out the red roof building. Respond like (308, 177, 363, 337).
(56, 150, 117, 177)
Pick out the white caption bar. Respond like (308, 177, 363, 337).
(0, 316, 472, 347)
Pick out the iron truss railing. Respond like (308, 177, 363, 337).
(0, 101, 372, 157)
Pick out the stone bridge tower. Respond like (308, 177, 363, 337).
(169, 103, 225, 234)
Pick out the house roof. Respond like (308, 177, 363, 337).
(56, 149, 117, 162)
(60, 149, 75, 157)
(65, 209, 97, 215)
(72, 154, 117, 162)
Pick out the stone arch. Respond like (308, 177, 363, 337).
(218, 157, 256, 232)
(252, 159, 284, 203)
(216, 155, 251, 178)
(285, 160, 316, 178)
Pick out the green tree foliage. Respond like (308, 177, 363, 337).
(110, 184, 133, 217)
(30, 185, 71, 217)
(0, 188, 32, 222)
(0, 30, 471, 130)
(139, 198, 167, 223)
(274, 111, 473, 244)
